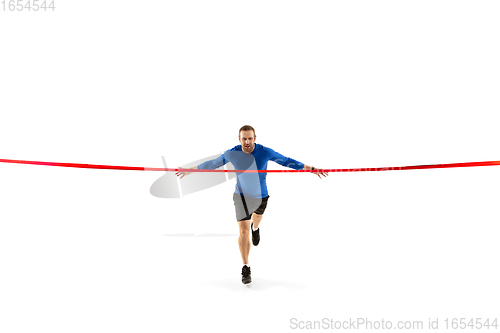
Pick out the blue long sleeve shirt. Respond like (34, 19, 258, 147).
(197, 143, 304, 198)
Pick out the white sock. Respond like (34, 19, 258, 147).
(252, 224, 258, 231)
(244, 263, 250, 267)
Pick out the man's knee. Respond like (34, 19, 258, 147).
(238, 219, 251, 236)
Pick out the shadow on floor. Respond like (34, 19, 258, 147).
(163, 233, 238, 237)
(201, 277, 307, 292)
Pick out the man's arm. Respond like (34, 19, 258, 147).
(266, 147, 328, 179)
(176, 150, 231, 179)
(302, 164, 329, 179)
(266, 147, 304, 170)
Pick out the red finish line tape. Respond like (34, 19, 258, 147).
(1, 158, 500, 172)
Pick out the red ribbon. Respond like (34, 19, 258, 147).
(1, 158, 499, 172)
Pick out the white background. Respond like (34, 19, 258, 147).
(1, 1, 499, 332)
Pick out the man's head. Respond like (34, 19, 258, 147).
(239, 125, 256, 154)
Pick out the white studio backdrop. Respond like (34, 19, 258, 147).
(0, 1, 499, 332)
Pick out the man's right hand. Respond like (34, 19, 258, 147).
(176, 166, 197, 179)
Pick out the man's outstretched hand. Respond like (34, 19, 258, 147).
(303, 165, 328, 179)
(176, 166, 197, 179)
(312, 168, 329, 179)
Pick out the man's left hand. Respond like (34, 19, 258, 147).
(312, 168, 329, 179)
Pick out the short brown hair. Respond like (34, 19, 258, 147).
(239, 125, 255, 138)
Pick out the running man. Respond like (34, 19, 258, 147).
(176, 125, 328, 284)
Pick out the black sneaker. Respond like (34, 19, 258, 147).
(251, 222, 260, 246)
(241, 265, 252, 284)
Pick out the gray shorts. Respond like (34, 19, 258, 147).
(233, 193, 270, 222)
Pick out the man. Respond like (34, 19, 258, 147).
(176, 125, 328, 284)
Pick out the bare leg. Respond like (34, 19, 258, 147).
(238, 220, 251, 264)
(252, 213, 263, 229)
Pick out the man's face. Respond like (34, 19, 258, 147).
(239, 130, 256, 154)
